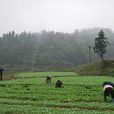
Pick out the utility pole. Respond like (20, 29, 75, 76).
(88, 45, 92, 63)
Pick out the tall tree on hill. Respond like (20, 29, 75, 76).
(93, 30, 110, 63)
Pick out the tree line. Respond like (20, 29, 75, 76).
(0, 28, 114, 67)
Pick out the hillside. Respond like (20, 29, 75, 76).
(75, 60, 114, 76)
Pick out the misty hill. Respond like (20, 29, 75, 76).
(0, 28, 114, 67)
(76, 60, 114, 76)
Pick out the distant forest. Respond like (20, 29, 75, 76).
(0, 28, 114, 67)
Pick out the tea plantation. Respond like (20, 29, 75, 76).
(0, 72, 114, 114)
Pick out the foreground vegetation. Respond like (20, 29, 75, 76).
(0, 72, 114, 114)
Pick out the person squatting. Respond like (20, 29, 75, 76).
(55, 80, 64, 88)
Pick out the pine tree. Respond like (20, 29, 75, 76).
(93, 30, 110, 63)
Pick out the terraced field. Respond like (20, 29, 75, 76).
(0, 72, 114, 114)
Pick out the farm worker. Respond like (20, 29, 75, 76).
(46, 75, 52, 85)
(55, 80, 64, 88)
(0, 68, 4, 80)
(103, 82, 114, 102)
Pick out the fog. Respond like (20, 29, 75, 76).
(0, 0, 114, 35)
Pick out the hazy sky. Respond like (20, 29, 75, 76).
(0, 0, 114, 35)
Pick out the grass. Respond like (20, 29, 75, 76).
(0, 72, 114, 113)
(16, 71, 77, 78)
(75, 60, 114, 76)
